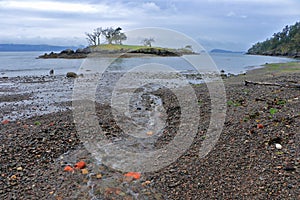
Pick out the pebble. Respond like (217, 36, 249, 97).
(11, 175, 17, 180)
(142, 180, 151, 187)
(81, 168, 89, 175)
(257, 124, 263, 129)
(1, 74, 299, 199)
(284, 164, 295, 171)
(16, 167, 23, 171)
(275, 143, 282, 150)
(147, 131, 154, 135)
(96, 174, 102, 179)
(123, 176, 134, 183)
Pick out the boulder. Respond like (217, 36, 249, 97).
(82, 47, 92, 54)
(75, 47, 91, 54)
(292, 52, 300, 58)
(66, 72, 78, 78)
(75, 48, 84, 53)
(61, 49, 74, 54)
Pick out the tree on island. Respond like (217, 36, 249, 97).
(85, 27, 102, 46)
(101, 27, 127, 45)
(184, 45, 193, 51)
(94, 27, 102, 45)
(85, 27, 127, 46)
(142, 37, 155, 47)
(85, 32, 97, 46)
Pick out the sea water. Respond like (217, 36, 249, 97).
(0, 51, 296, 77)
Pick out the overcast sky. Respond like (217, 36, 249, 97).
(0, 0, 299, 51)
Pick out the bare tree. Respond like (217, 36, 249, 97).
(142, 38, 155, 47)
(86, 27, 127, 46)
(85, 27, 103, 46)
(94, 27, 102, 45)
(85, 32, 97, 46)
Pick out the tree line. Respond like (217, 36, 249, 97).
(86, 27, 156, 47)
(247, 21, 300, 57)
(85, 27, 127, 46)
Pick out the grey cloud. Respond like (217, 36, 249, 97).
(0, 0, 299, 51)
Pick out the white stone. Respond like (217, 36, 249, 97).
(275, 143, 282, 150)
(17, 167, 23, 171)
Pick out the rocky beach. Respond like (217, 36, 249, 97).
(0, 63, 299, 199)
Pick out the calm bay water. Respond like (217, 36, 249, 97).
(0, 51, 296, 77)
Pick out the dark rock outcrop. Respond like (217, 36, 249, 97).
(39, 47, 91, 59)
(247, 50, 300, 58)
(130, 48, 180, 56)
(66, 72, 78, 78)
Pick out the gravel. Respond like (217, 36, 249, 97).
(0, 67, 299, 199)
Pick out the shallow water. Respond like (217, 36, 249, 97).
(0, 50, 296, 121)
(0, 76, 74, 120)
(0, 52, 296, 77)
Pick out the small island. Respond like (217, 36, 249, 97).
(39, 27, 195, 59)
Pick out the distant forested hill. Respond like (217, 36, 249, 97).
(247, 22, 300, 58)
(0, 44, 79, 52)
(210, 49, 245, 54)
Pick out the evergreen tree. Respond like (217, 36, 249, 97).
(247, 21, 300, 57)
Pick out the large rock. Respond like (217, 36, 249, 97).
(294, 53, 300, 58)
(76, 47, 91, 54)
(66, 72, 78, 78)
(61, 49, 74, 54)
(75, 48, 84, 53)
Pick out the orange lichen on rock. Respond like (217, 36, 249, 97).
(124, 172, 141, 180)
(64, 165, 74, 172)
(74, 161, 86, 169)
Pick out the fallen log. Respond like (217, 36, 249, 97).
(245, 80, 300, 89)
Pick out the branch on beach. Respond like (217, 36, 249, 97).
(245, 80, 300, 89)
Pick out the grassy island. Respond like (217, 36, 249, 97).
(39, 44, 195, 59)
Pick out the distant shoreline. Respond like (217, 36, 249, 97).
(246, 52, 300, 59)
(0, 43, 79, 52)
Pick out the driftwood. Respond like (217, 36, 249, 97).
(245, 80, 300, 89)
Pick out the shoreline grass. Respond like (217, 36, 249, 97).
(263, 61, 300, 72)
(89, 44, 194, 54)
